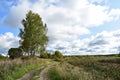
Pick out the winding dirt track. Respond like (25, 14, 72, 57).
(38, 65, 52, 80)
(16, 69, 36, 80)
(16, 65, 53, 80)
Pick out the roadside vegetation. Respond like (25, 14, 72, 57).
(0, 58, 53, 80)
(0, 55, 120, 80)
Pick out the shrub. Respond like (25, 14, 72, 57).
(54, 50, 63, 58)
(40, 53, 48, 58)
(8, 48, 23, 59)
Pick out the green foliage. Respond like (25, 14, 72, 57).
(19, 11, 48, 56)
(8, 48, 23, 59)
(40, 53, 53, 58)
(40, 53, 48, 58)
(54, 50, 63, 58)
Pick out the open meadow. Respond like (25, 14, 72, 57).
(0, 55, 120, 80)
(47, 55, 120, 80)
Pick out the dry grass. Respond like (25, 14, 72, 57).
(48, 56, 120, 80)
(0, 58, 52, 80)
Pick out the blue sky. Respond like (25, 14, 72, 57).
(0, 0, 120, 55)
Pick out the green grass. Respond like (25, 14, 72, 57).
(0, 58, 53, 80)
(68, 56, 120, 80)
(47, 62, 92, 80)
(0, 56, 120, 80)
(47, 56, 120, 80)
(11, 64, 38, 79)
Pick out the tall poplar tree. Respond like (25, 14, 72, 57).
(19, 11, 48, 56)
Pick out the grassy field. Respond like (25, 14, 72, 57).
(47, 56, 120, 80)
(0, 57, 53, 80)
(0, 56, 120, 80)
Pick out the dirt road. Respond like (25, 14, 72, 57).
(16, 65, 53, 80)
(38, 65, 52, 80)
(16, 69, 36, 80)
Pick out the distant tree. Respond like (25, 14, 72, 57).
(54, 50, 63, 58)
(8, 48, 23, 59)
(19, 11, 49, 56)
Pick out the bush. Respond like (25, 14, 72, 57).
(54, 50, 63, 58)
(40, 53, 48, 58)
(8, 48, 23, 59)
(40, 52, 53, 59)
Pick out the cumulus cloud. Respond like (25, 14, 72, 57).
(1, 0, 30, 28)
(1, 0, 120, 55)
(47, 30, 120, 55)
(0, 32, 19, 54)
(78, 30, 120, 55)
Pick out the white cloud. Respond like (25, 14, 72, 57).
(2, 0, 30, 28)
(1, 0, 120, 55)
(88, 0, 108, 3)
(47, 29, 120, 55)
(78, 30, 120, 55)
(2, 0, 120, 27)
(0, 32, 19, 54)
(108, 9, 120, 21)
